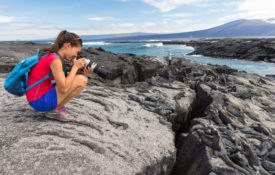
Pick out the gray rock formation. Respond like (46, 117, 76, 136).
(162, 38, 275, 63)
(0, 42, 274, 175)
(0, 74, 175, 174)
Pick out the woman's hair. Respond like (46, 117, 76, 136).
(39, 30, 83, 56)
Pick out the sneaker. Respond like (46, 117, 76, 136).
(44, 108, 74, 122)
(60, 106, 77, 116)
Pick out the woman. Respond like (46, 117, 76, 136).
(26, 30, 92, 121)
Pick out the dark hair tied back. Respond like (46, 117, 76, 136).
(39, 30, 82, 57)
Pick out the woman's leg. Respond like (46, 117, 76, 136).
(55, 74, 88, 108)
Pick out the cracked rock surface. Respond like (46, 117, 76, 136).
(0, 75, 175, 174)
(0, 41, 275, 175)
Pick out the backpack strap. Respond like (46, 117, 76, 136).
(24, 49, 41, 88)
(24, 52, 65, 97)
(25, 72, 53, 92)
(53, 52, 61, 58)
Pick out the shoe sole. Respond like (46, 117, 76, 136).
(44, 114, 71, 122)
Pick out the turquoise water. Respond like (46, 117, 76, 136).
(84, 41, 275, 77)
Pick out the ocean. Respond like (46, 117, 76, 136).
(82, 41, 275, 77)
(39, 40, 275, 77)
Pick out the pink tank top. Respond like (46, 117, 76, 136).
(26, 53, 60, 102)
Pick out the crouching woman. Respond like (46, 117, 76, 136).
(26, 30, 92, 120)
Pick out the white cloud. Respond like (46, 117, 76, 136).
(163, 13, 194, 18)
(0, 23, 60, 40)
(0, 18, 63, 40)
(161, 19, 169, 25)
(0, 21, 214, 40)
(111, 23, 135, 28)
(207, 9, 225, 13)
(141, 0, 202, 12)
(219, 0, 275, 21)
(194, 2, 215, 7)
(0, 19, 214, 40)
(174, 19, 191, 25)
(144, 22, 156, 26)
(237, 0, 275, 18)
(88, 17, 114, 21)
(140, 10, 157, 14)
(0, 16, 14, 23)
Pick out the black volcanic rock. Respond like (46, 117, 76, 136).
(113, 38, 275, 63)
(0, 42, 275, 175)
(76, 47, 162, 84)
(187, 38, 275, 63)
(161, 38, 275, 63)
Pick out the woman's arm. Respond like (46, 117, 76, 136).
(50, 58, 85, 93)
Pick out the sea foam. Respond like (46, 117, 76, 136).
(143, 43, 163, 47)
(83, 42, 111, 46)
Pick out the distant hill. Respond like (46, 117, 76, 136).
(81, 32, 154, 41)
(167, 19, 275, 38)
(80, 19, 275, 41)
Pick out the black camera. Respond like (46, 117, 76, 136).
(77, 52, 110, 79)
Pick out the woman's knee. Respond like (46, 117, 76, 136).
(76, 74, 88, 88)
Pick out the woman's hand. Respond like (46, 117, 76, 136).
(81, 67, 93, 75)
(73, 58, 86, 69)
(67, 66, 93, 76)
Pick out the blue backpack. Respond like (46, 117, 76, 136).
(4, 49, 53, 96)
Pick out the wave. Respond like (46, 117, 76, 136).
(143, 43, 163, 47)
(146, 39, 172, 42)
(190, 54, 203, 57)
(183, 45, 194, 50)
(83, 42, 111, 46)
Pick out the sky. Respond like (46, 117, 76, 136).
(0, 0, 275, 40)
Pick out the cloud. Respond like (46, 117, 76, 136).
(163, 13, 194, 18)
(174, 19, 191, 25)
(88, 17, 114, 21)
(141, 0, 202, 12)
(193, 2, 215, 7)
(0, 18, 63, 40)
(0, 20, 214, 40)
(111, 23, 135, 28)
(161, 19, 169, 25)
(0, 18, 212, 40)
(237, 0, 275, 18)
(0, 23, 60, 40)
(0, 15, 14, 23)
(219, 0, 275, 21)
(207, 9, 225, 13)
(140, 10, 157, 14)
(144, 22, 156, 26)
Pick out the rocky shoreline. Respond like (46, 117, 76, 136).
(0, 41, 275, 175)
(112, 38, 275, 63)
(165, 38, 275, 63)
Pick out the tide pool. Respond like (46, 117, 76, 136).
(83, 41, 275, 77)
